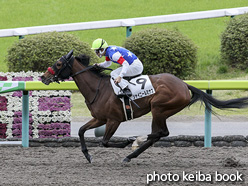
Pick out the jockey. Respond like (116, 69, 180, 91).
(91, 38, 143, 96)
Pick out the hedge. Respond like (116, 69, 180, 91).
(123, 28, 197, 79)
(5, 32, 99, 72)
(220, 14, 248, 70)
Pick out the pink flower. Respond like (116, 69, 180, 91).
(0, 76, 7, 81)
(0, 97, 7, 111)
(12, 77, 33, 81)
(38, 97, 71, 111)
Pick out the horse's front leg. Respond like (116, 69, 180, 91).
(78, 118, 105, 163)
(101, 120, 135, 148)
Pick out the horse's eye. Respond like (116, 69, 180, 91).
(57, 63, 62, 67)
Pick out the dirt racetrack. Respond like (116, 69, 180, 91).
(0, 146, 247, 185)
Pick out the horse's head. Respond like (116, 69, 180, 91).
(41, 50, 74, 85)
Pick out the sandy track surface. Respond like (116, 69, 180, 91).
(1, 146, 247, 185)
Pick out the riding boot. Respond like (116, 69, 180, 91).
(123, 87, 132, 97)
(117, 87, 132, 98)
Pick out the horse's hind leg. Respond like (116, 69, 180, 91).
(78, 118, 105, 163)
(123, 115, 169, 162)
(123, 98, 190, 162)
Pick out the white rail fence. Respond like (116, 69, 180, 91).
(0, 7, 247, 37)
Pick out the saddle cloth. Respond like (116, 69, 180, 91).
(110, 75, 155, 100)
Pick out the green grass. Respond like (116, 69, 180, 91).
(71, 91, 91, 117)
(1, 0, 248, 117)
(1, 0, 248, 77)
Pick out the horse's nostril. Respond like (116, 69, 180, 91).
(42, 80, 49, 85)
(41, 76, 48, 85)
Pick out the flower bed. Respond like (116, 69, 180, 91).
(0, 71, 72, 139)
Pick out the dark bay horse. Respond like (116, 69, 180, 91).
(41, 50, 248, 163)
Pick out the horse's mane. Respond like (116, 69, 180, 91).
(75, 54, 110, 78)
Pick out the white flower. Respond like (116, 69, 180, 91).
(46, 117, 51, 122)
(32, 116, 39, 122)
(45, 110, 51, 115)
(31, 110, 38, 115)
(7, 118, 13, 125)
(6, 129, 13, 138)
(32, 129, 39, 138)
(7, 111, 13, 116)
(32, 122, 39, 128)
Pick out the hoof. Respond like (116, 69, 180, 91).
(128, 136, 137, 143)
(84, 153, 92, 163)
(123, 157, 131, 163)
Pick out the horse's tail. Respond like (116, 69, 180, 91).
(187, 84, 248, 113)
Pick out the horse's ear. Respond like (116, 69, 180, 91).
(66, 49, 73, 60)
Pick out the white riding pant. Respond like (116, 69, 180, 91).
(111, 59, 143, 89)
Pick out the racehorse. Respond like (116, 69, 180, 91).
(41, 50, 248, 163)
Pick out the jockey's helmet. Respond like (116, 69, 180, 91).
(91, 38, 108, 58)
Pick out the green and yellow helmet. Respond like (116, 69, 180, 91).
(91, 38, 108, 58)
(91, 38, 108, 50)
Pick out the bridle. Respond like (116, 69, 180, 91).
(51, 55, 74, 83)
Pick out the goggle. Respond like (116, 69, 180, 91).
(94, 49, 100, 54)
(94, 39, 105, 53)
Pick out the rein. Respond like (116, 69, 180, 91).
(70, 66, 95, 78)
(70, 65, 112, 105)
(87, 77, 103, 105)
(71, 66, 112, 78)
